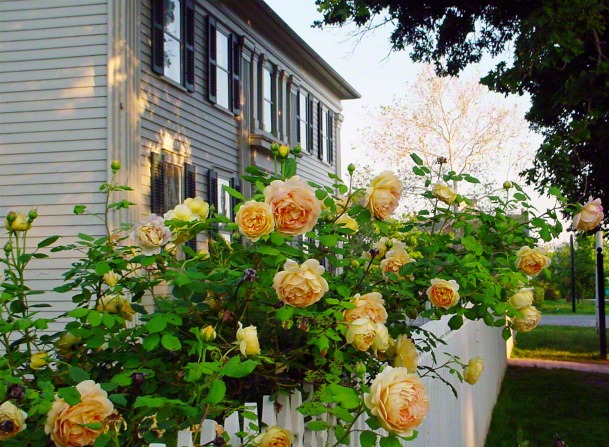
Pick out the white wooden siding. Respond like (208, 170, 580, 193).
(0, 0, 109, 320)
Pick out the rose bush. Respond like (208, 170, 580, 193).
(0, 149, 573, 446)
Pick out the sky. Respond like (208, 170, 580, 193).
(263, 0, 569, 242)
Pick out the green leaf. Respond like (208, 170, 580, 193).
(68, 367, 90, 383)
(380, 434, 404, 447)
(58, 386, 81, 406)
(87, 311, 103, 327)
(331, 405, 355, 422)
(77, 233, 95, 241)
(282, 158, 297, 179)
(37, 235, 60, 248)
(134, 396, 165, 408)
(270, 232, 285, 246)
(94, 263, 111, 275)
(319, 234, 339, 247)
(336, 285, 351, 298)
(222, 357, 258, 378)
(448, 315, 464, 330)
(74, 205, 87, 215)
(276, 305, 294, 322)
(360, 431, 377, 447)
(68, 308, 89, 319)
(145, 316, 167, 333)
(142, 333, 161, 351)
(223, 186, 246, 201)
(205, 379, 226, 405)
(139, 256, 157, 267)
(257, 246, 281, 256)
(306, 420, 330, 431)
(109, 394, 128, 407)
(298, 401, 328, 416)
(93, 433, 112, 447)
(161, 334, 181, 351)
(327, 384, 360, 409)
(410, 153, 424, 166)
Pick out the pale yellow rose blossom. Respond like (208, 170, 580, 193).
(103, 271, 119, 287)
(335, 213, 359, 232)
(432, 183, 458, 205)
(5, 212, 31, 232)
(184, 196, 210, 219)
(131, 214, 172, 255)
(343, 292, 388, 324)
(164, 203, 197, 221)
(380, 247, 414, 279)
(346, 317, 377, 351)
(96, 294, 136, 321)
(426, 278, 460, 309)
(508, 288, 534, 310)
(0, 401, 27, 440)
(463, 357, 484, 385)
(372, 322, 390, 352)
(253, 425, 293, 447)
(235, 200, 275, 242)
(264, 176, 321, 236)
(273, 259, 329, 308)
(512, 305, 542, 332)
(236, 322, 261, 357)
(364, 366, 429, 437)
(393, 335, 418, 373)
(30, 351, 48, 370)
(515, 246, 551, 276)
(45, 380, 114, 447)
(573, 197, 603, 231)
(365, 171, 402, 220)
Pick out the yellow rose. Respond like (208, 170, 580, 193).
(5, 212, 31, 232)
(364, 366, 429, 437)
(573, 197, 603, 231)
(96, 294, 136, 321)
(264, 176, 321, 236)
(131, 215, 172, 255)
(432, 183, 458, 205)
(273, 259, 329, 308)
(236, 322, 261, 357)
(184, 197, 210, 219)
(512, 305, 542, 332)
(335, 214, 359, 232)
(372, 323, 390, 352)
(463, 357, 484, 385)
(515, 246, 551, 276)
(201, 325, 216, 342)
(508, 288, 534, 310)
(0, 401, 27, 440)
(380, 248, 414, 279)
(103, 271, 119, 287)
(30, 351, 48, 370)
(164, 203, 196, 221)
(426, 278, 460, 309)
(343, 292, 388, 324)
(278, 144, 291, 159)
(346, 318, 377, 351)
(55, 333, 82, 355)
(253, 425, 293, 447)
(45, 380, 114, 447)
(365, 171, 402, 220)
(235, 201, 275, 242)
(393, 335, 418, 373)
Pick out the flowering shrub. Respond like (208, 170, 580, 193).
(0, 150, 578, 446)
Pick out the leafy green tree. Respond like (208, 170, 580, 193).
(314, 0, 609, 224)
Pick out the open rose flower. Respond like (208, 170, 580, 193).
(164, 203, 197, 221)
(426, 278, 460, 309)
(508, 288, 534, 310)
(131, 214, 171, 255)
(0, 401, 27, 440)
(236, 322, 261, 357)
(364, 366, 429, 437)
(364, 171, 402, 220)
(335, 213, 359, 232)
(515, 246, 551, 276)
(45, 380, 114, 447)
(235, 200, 275, 242)
(463, 357, 484, 385)
(573, 197, 603, 231)
(96, 294, 136, 321)
(432, 183, 458, 205)
(273, 259, 328, 307)
(393, 335, 418, 372)
(184, 196, 210, 220)
(372, 323, 390, 352)
(264, 176, 321, 236)
(343, 292, 388, 324)
(380, 247, 414, 280)
(513, 305, 542, 332)
(253, 425, 293, 447)
(346, 317, 377, 351)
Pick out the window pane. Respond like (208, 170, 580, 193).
(300, 121, 307, 146)
(164, 163, 181, 211)
(164, 0, 181, 38)
(164, 35, 182, 84)
(218, 178, 231, 217)
(216, 31, 229, 70)
(263, 100, 272, 132)
(299, 94, 307, 119)
(217, 68, 230, 109)
(263, 69, 272, 102)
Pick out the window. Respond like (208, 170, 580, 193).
(327, 110, 335, 165)
(208, 170, 241, 241)
(151, 0, 195, 91)
(262, 66, 276, 134)
(208, 17, 241, 114)
(316, 104, 335, 165)
(150, 153, 196, 215)
(297, 89, 313, 153)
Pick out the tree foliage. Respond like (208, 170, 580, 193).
(315, 0, 609, 224)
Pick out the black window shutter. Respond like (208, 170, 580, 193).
(207, 169, 219, 212)
(151, 152, 165, 214)
(307, 94, 314, 154)
(208, 16, 217, 103)
(296, 90, 301, 143)
(230, 34, 241, 115)
(183, 0, 195, 92)
(327, 111, 334, 165)
(230, 177, 241, 219)
(151, 0, 165, 75)
(317, 102, 323, 160)
(183, 163, 197, 252)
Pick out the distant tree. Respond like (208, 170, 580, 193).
(315, 0, 609, 225)
(353, 66, 532, 212)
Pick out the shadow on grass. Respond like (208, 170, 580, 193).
(485, 366, 609, 447)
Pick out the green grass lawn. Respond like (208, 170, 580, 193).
(540, 298, 604, 315)
(511, 325, 609, 363)
(485, 366, 609, 447)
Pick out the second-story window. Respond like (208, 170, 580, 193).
(151, 0, 195, 91)
(262, 66, 275, 134)
(208, 17, 242, 115)
(297, 89, 313, 153)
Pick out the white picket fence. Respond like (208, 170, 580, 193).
(153, 317, 507, 447)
